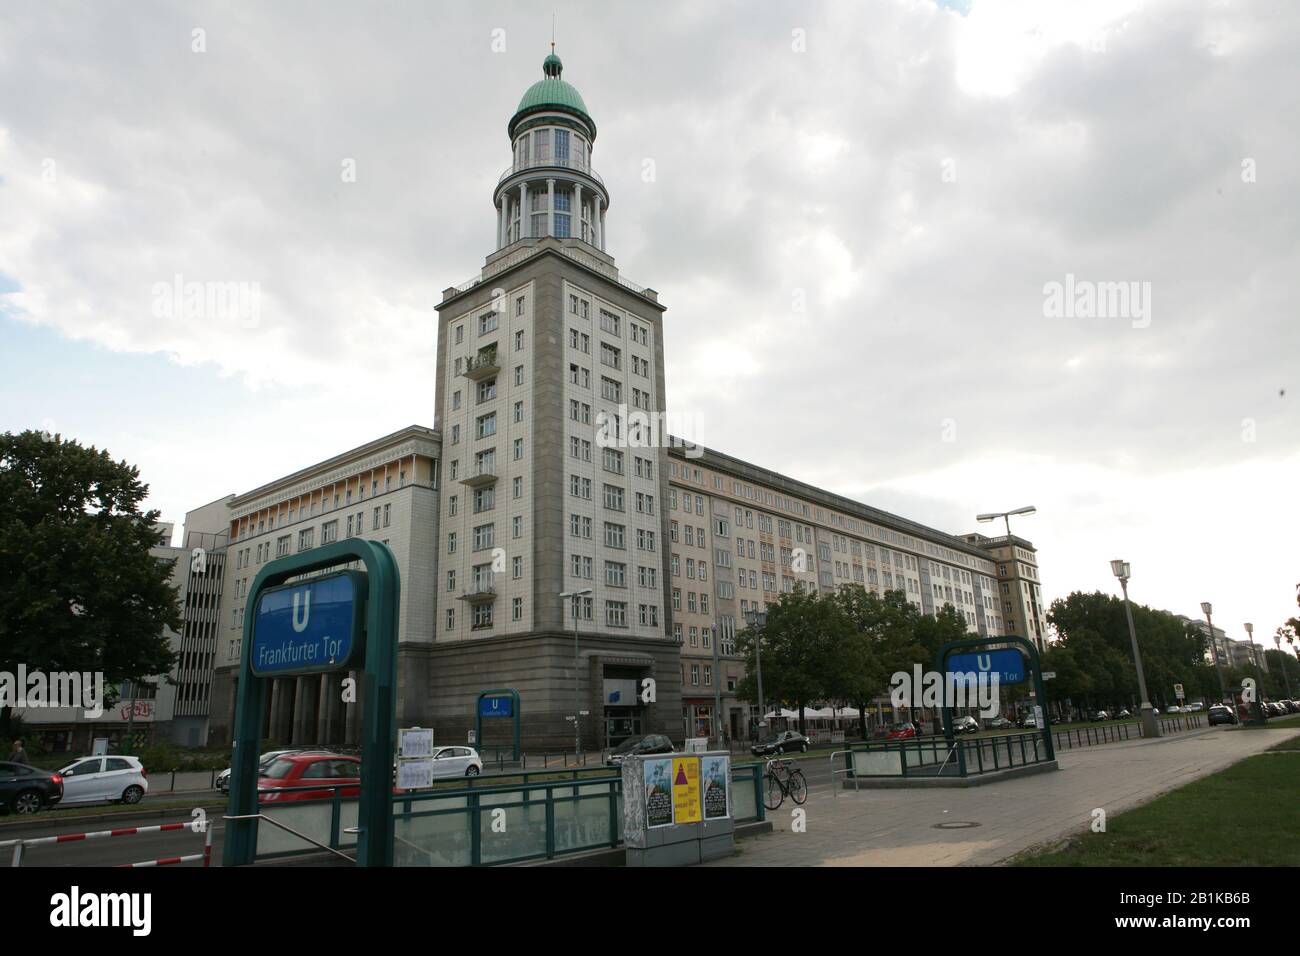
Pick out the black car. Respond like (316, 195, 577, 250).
(607, 733, 674, 766)
(1088, 710, 1110, 722)
(1207, 704, 1238, 726)
(0, 762, 63, 815)
(751, 731, 811, 757)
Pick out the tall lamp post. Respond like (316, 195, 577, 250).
(743, 610, 767, 742)
(559, 587, 593, 757)
(1111, 560, 1160, 738)
(1244, 622, 1267, 724)
(710, 624, 722, 747)
(1273, 628, 1294, 700)
(1201, 602, 1230, 705)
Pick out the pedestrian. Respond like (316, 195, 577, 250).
(7, 738, 30, 766)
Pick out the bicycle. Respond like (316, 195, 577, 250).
(763, 756, 807, 810)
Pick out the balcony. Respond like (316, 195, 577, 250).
(461, 350, 499, 381)
(458, 462, 498, 488)
(497, 154, 604, 189)
(458, 583, 497, 604)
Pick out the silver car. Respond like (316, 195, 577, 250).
(57, 756, 149, 806)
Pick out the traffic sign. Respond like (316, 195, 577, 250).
(946, 649, 1027, 686)
(1042, 671, 1057, 680)
(1174, 683, 1185, 701)
(250, 572, 365, 677)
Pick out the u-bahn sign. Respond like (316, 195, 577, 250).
(946, 649, 1027, 687)
(250, 571, 366, 677)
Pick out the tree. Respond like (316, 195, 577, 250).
(1048, 591, 1214, 710)
(736, 585, 852, 734)
(0, 431, 180, 721)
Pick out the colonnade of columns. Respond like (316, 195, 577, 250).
(495, 179, 605, 251)
(228, 671, 361, 747)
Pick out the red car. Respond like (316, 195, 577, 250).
(886, 722, 918, 740)
(258, 753, 361, 803)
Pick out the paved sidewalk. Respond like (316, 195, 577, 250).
(706, 727, 1298, 867)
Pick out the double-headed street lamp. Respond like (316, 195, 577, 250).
(1201, 602, 1230, 705)
(1111, 560, 1160, 738)
(559, 587, 593, 756)
(976, 505, 1037, 537)
(743, 609, 767, 742)
(1244, 622, 1267, 724)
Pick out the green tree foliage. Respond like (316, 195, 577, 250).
(0, 431, 180, 712)
(735, 584, 977, 736)
(1047, 591, 1218, 710)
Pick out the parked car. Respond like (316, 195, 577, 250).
(430, 746, 483, 778)
(886, 722, 918, 740)
(985, 716, 1014, 730)
(751, 731, 811, 756)
(1280, 700, 1299, 714)
(56, 756, 149, 807)
(950, 716, 980, 735)
(608, 733, 675, 766)
(1114, 709, 1132, 719)
(1207, 704, 1238, 726)
(1019, 712, 1041, 728)
(1089, 710, 1110, 722)
(1267, 702, 1287, 718)
(1189, 701, 1205, 712)
(216, 749, 303, 793)
(0, 762, 63, 815)
(257, 753, 361, 802)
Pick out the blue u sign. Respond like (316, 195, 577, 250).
(946, 649, 1027, 686)
(251, 572, 366, 677)
(480, 696, 513, 718)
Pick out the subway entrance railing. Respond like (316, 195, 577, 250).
(247, 763, 766, 866)
(835, 731, 1052, 783)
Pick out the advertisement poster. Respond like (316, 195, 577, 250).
(702, 755, 730, 820)
(644, 758, 673, 828)
(672, 756, 702, 824)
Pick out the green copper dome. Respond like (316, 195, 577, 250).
(509, 53, 596, 141)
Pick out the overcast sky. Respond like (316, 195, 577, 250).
(2, 0, 1297, 650)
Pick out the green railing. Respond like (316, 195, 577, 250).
(250, 763, 766, 866)
(837, 731, 1051, 780)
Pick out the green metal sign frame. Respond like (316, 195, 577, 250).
(475, 688, 521, 761)
(936, 635, 1055, 774)
(224, 538, 400, 868)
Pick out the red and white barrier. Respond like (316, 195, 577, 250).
(4, 819, 209, 867)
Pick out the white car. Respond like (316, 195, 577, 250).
(216, 749, 302, 792)
(431, 746, 483, 778)
(57, 756, 149, 806)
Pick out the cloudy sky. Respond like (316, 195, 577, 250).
(2, 0, 1297, 648)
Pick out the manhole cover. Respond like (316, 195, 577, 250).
(932, 821, 982, 830)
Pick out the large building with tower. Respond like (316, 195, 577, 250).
(198, 50, 1041, 752)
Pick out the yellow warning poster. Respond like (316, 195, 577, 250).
(671, 756, 701, 824)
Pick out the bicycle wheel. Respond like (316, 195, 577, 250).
(764, 772, 784, 810)
(788, 770, 808, 805)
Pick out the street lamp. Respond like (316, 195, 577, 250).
(1201, 602, 1230, 705)
(1244, 622, 1267, 724)
(976, 505, 1037, 537)
(559, 587, 593, 757)
(711, 624, 722, 747)
(743, 609, 768, 742)
(1110, 559, 1160, 738)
